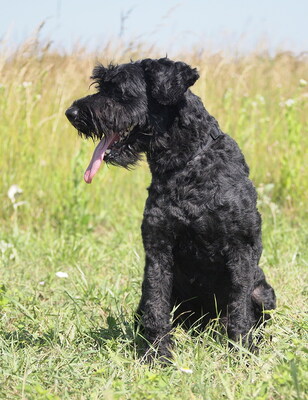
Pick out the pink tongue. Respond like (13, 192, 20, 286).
(84, 133, 117, 184)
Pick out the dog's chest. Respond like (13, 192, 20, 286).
(148, 171, 217, 227)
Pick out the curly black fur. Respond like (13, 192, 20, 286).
(66, 58, 276, 362)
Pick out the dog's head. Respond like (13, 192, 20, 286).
(65, 58, 199, 183)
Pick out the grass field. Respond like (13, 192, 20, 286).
(0, 35, 307, 399)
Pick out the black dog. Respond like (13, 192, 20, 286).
(65, 58, 276, 362)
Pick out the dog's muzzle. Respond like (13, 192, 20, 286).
(65, 106, 79, 122)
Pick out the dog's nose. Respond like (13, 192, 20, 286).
(65, 106, 79, 122)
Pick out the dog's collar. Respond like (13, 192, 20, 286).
(209, 125, 222, 140)
(186, 125, 223, 167)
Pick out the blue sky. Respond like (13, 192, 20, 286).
(1, 0, 307, 54)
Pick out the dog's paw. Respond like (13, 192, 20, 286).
(140, 345, 173, 366)
(140, 335, 173, 366)
(227, 330, 259, 354)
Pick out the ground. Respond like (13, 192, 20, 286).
(0, 40, 307, 399)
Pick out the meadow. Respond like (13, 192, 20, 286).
(0, 34, 307, 399)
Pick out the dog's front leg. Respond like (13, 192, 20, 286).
(137, 217, 174, 362)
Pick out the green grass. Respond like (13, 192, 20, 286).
(0, 37, 307, 399)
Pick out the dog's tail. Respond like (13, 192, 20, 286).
(251, 267, 276, 324)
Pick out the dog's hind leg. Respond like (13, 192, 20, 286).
(224, 246, 258, 346)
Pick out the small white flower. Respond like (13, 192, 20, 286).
(0, 240, 17, 260)
(179, 367, 193, 374)
(299, 79, 307, 87)
(36, 94, 42, 100)
(285, 98, 295, 107)
(8, 185, 23, 203)
(56, 271, 68, 278)
(256, 95, 265, 104)
(39, 281, 45, 285)
(0, 240, 13, 253)
(13, 201, 27, 210)
(22, 81, 32, 88)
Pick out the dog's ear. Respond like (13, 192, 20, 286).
(141, 58, 199, 105)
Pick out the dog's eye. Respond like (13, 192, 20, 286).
(100, 81, 113, 93)
(102, 83, 135, 103)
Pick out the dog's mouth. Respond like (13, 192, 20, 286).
(83, 125, 136, 183)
